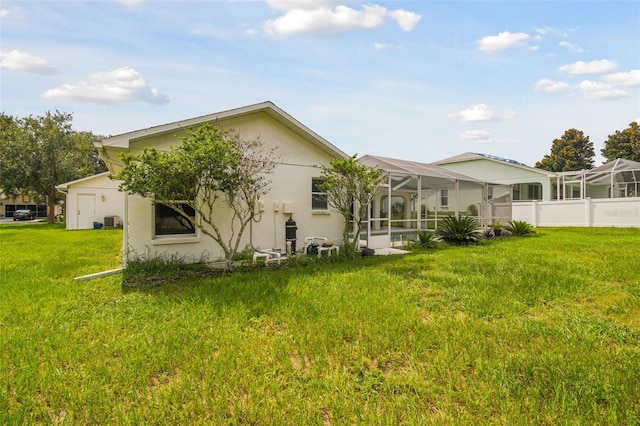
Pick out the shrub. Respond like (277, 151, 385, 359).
(413, 230, 441, 248)
(506, 220, 535, 236)
(437, 215, 483, 245)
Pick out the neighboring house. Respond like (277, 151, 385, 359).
(435, 153, 640, 227)
(433, 152, 557, 202)
(56, 172, 124, 230)
(95, 101, 347, 263)
(358, 155, 487, 248)
(0, 192, 50, 219)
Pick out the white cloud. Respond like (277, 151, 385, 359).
(1, 8, 9, 18)
(0, 50, 58, 75)
(535, 26, 552, 35)
(477, 31, 530, 52)
(559, 59, 618, 75)
(578, 80, 627, 100)
(603, 70, 640, 86)
(558, 41, 585, 53)
(461, 130, 492, 143)
(535, 78, 572, 93)
(374, 42, 394, 50)
(42, 66, 169, 105)
(389, 9, 421, 32)
(116, 0, 144, 9)
(448, 104, 494, 122)
(263, 3, 420, 36)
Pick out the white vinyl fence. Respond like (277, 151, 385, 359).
(513, 198, 640, 227)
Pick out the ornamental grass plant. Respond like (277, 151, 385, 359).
(1, 224, 639, 424)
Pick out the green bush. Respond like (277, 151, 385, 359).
(507, 220, 535, 236)
(437, 215, 483, 245)
(413, 230, 441, 248)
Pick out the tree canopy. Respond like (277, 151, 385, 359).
(114, 122, 277, 270)
(535, 128, 595, 172)
(319, 154, 384, 250)
(601, 122, 640, 163)
(0, 111, 106, 223)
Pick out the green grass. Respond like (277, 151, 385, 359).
(1, 224, 639, 424)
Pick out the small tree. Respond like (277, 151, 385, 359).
(535, 128, 595, 171)
(601, 122, 640, 162)
(114, 122, 276, 270)
(319, 154, 384, 250)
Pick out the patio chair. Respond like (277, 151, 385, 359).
(252, 248, 285, 265)
(303, 236, 339, 257)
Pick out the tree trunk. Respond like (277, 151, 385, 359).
(47, 189, 57, 224)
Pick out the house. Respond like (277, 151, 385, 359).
(358, 155, 487, 248)
(56, 172, 124, 230)
(434, 153, 640, 227)
(1, 192, 50, 219)
(95, 101, 348, 264)
(433, 152, 557, 202)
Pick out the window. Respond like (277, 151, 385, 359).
(155, 203, 196, 236)
(440, 189, 448, 207)
(311, 178, 328, 210)
(513, 183, 542, 201)
(627, 182, 640, 197)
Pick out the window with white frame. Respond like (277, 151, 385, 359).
(440, 189, 448, 207)
(154, 203, 196, 236)
(311, 178, 328, 210)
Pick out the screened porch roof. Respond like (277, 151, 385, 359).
(583, 158, 640, 185)
(359, 154, 482, 184)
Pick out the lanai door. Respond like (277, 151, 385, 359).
(77, 194, 95, 229)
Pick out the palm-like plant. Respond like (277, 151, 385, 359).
(414, 230, 441, 248)
(506, 220, 535, 236)
(436, 216, 482, 245)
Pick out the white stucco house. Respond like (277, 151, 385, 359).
(95, 101, 348, 264)
(56, 172, 124, 230)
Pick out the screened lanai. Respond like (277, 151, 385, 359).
(553, 158, 640, 200)
(358, 155, 496, 249)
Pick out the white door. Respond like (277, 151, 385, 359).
(77, 194, 95, 229)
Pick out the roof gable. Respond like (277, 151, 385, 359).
(99, 101, 347, 159)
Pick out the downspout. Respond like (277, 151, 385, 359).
(122, 191, 129, 267)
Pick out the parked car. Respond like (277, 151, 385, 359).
(13, 210, 35, 221)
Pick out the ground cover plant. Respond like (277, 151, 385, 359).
(1, 224, 639, 424)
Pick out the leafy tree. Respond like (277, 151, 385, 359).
(601, 122, 640, 162)
(535, 128, 595, 171)
(319, 154, 384, 250)
(0, 111, 105, 223)
(114, 122, 277, 271)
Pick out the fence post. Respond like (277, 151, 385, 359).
(532, 200, 538, 227)
(585, 197, 592, 226)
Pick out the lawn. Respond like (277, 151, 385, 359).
(1, 224, 639, 424)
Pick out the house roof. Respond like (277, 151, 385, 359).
(359, 154, 481, 182)
(98, 101, 347, 159)
(56, 172, 112, 190)
(433, 152, 556, 177)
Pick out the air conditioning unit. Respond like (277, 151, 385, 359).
(104, 215, 121, 228)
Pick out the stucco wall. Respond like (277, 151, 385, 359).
(122, 111, 345, 262)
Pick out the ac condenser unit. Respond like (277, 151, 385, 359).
(104, 215, 121, 228)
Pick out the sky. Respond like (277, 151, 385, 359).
(1, 0, 639, 167)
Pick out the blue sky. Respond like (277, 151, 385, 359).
(1, 0, 639, 166)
